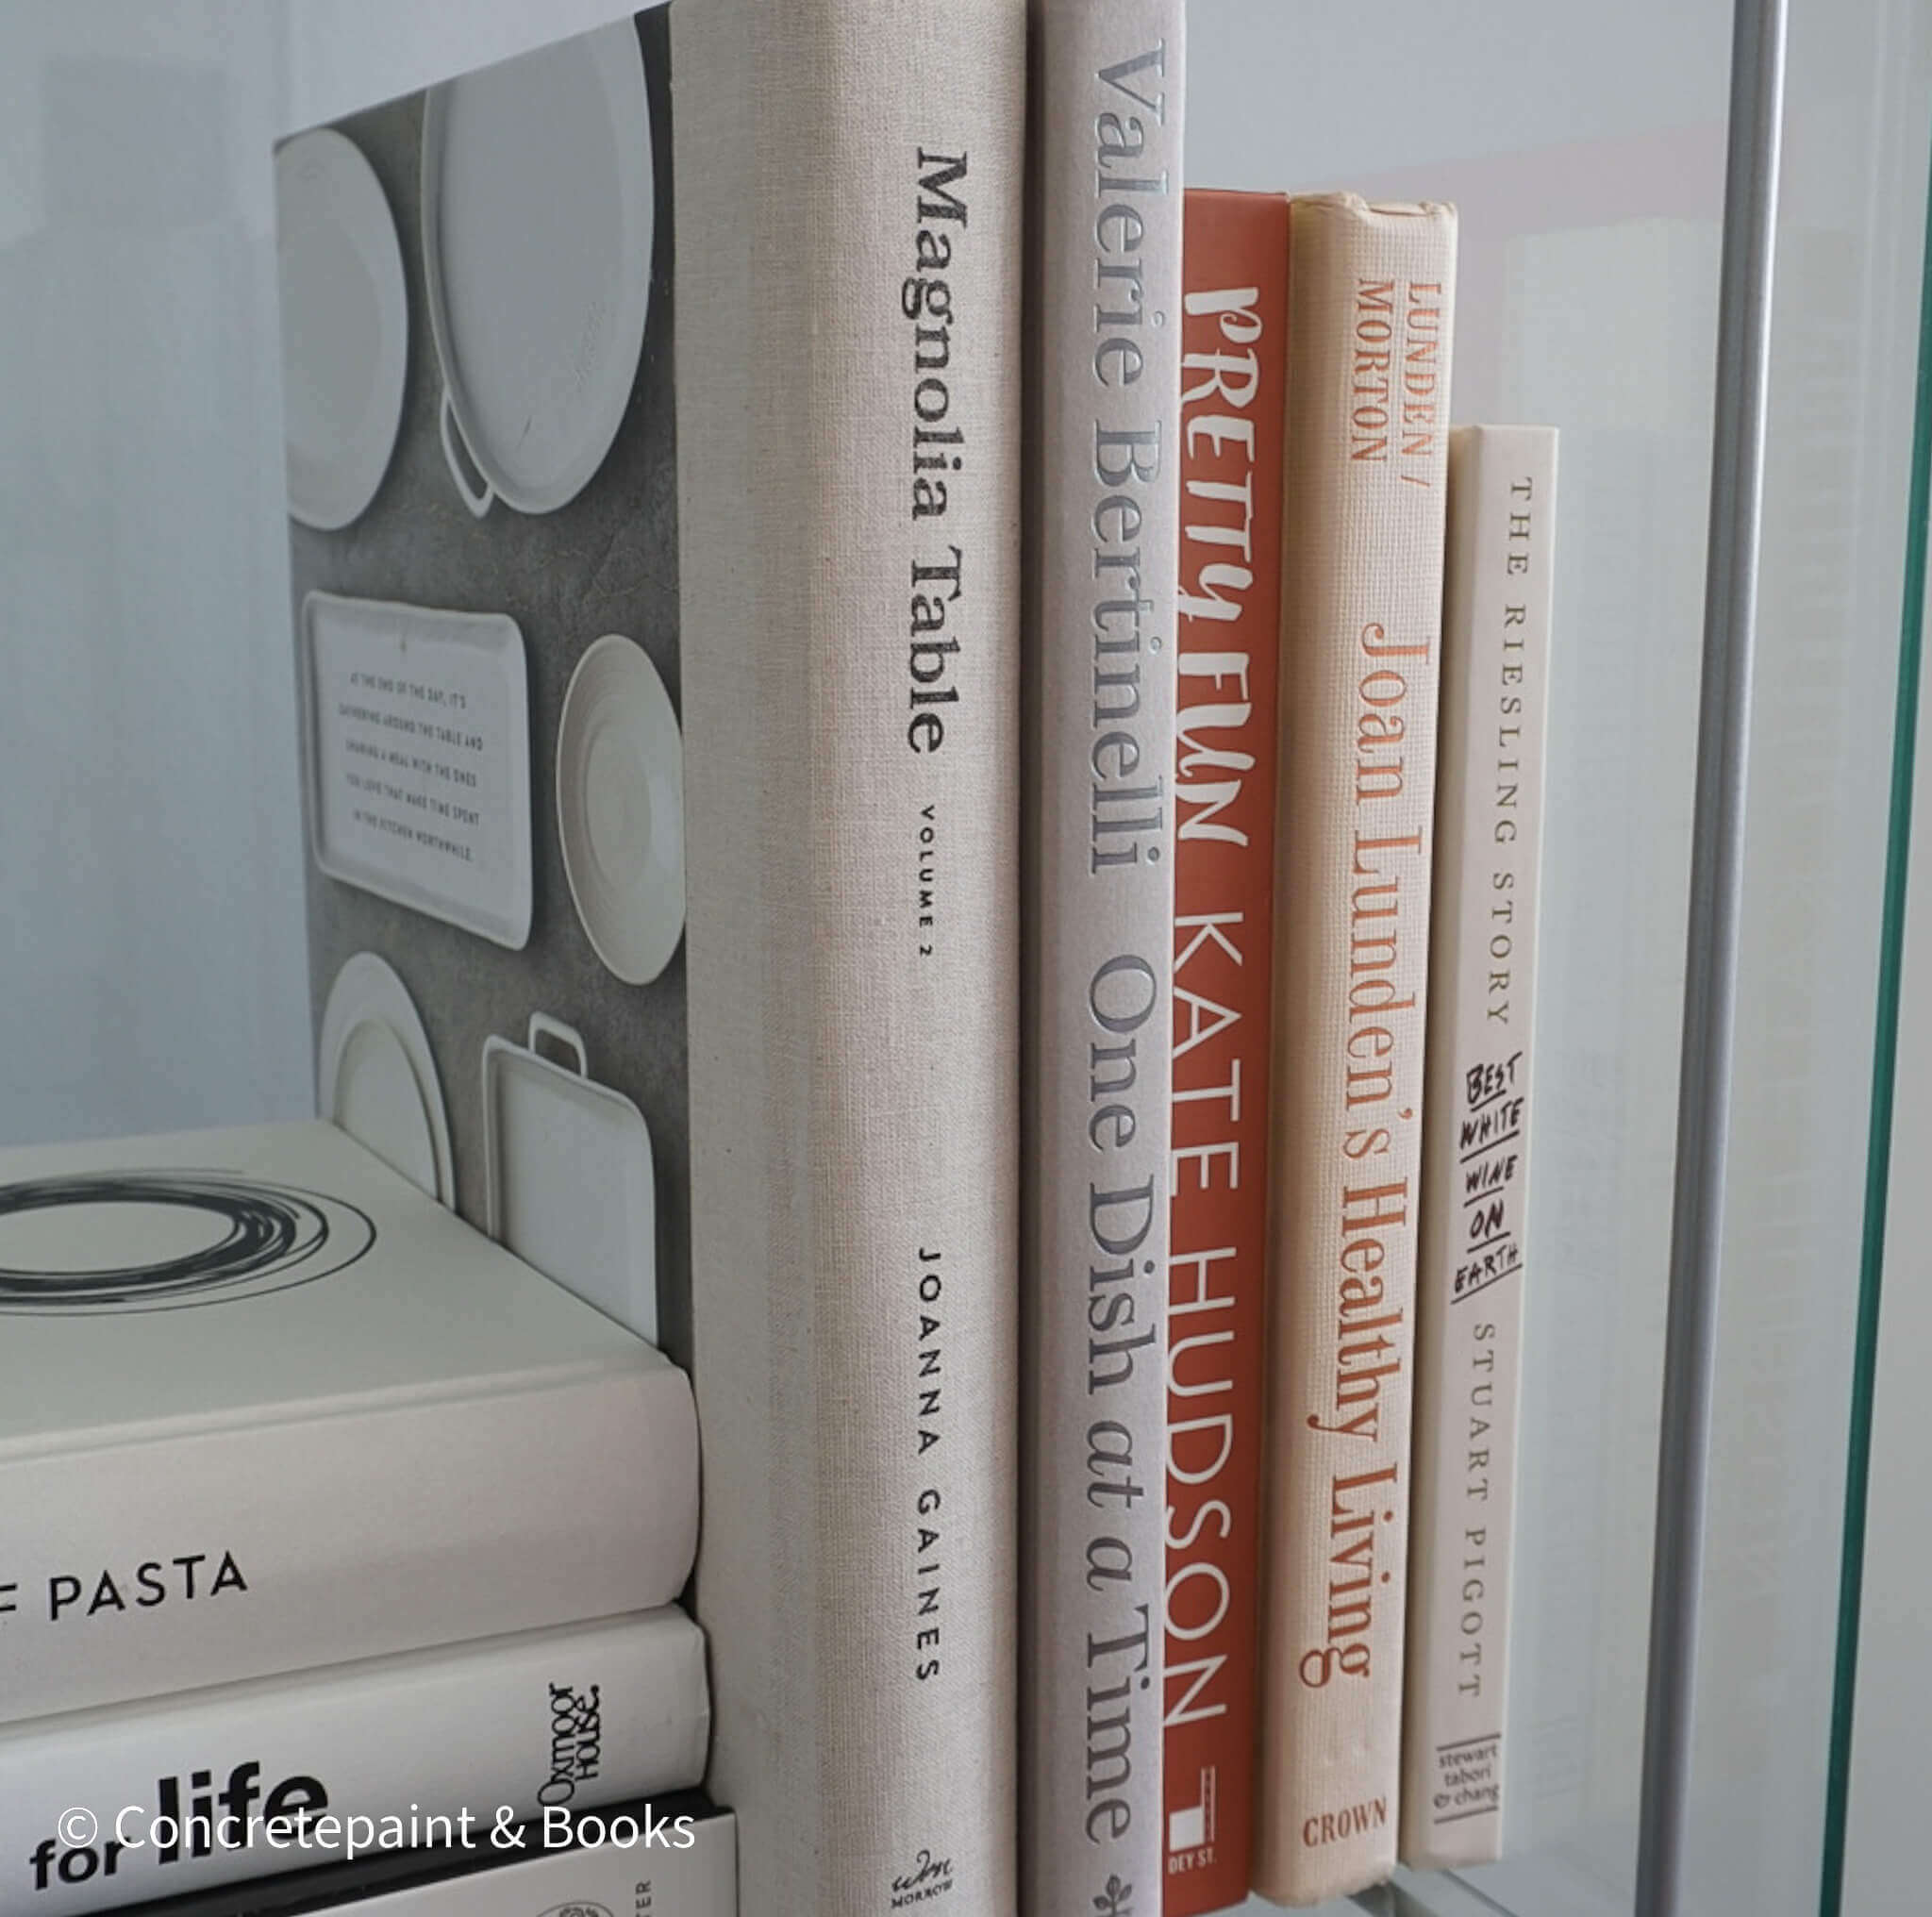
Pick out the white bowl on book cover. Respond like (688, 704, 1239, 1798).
(420, 19, 653, 518)
(275, 127, 408, 531)
(557, 632, 686, 985)
(317, 951, 455, 1206)
(482, 1012, 658, 1342)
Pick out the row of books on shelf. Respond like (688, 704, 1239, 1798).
(0, 3, 1559, 1914)
(1042, 177, 1557, 1913)
(1156, 211, 1555, 1913)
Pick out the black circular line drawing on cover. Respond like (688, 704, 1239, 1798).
(0, 1172, 377, 1314)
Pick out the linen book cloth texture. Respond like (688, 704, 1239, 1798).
(1254, 194, 1457, 1907)
(1022, 6, 1185, 1917)
(1401, 424, 1557, 1869)
(673, 3, 1024, 1915)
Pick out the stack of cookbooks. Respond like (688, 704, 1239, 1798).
(0, 1120, 726, 1916)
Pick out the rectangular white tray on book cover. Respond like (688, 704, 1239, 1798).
(0, 1119, 696, 1725)
(299, 591, 533, 948)
(483, 1011, 658, 1342)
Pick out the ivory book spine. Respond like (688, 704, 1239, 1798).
(1401, 425, 1557, 1870)
(671, 5, 1024, 1915)
(1022, 8, 1185, 1917)
(1161, 186, 1287, 1917)
(1253, 194, 1457, 1908)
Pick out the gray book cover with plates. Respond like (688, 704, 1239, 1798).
(277, 6, 1026, 1915)
(279, 8, 689, 1363)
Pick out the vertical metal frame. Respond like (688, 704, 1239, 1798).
(1634, 0, 1788, 1909)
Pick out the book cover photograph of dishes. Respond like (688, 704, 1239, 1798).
(279, 10, 687, 1358)
(270, 8, 1023, 1915)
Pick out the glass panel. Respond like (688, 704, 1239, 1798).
(1194, 0, 1932, 1911)
(1191, 1, 1731, 1909)
(1684, 0, 1932, 1911)
(1836, 7, 1932, 1904)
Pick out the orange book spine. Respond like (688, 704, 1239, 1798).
(1162, 187, 1289, 1917)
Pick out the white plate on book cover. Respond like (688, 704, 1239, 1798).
(557, 633, 685, 985)
(482, 1012, 657, 1341)
(275, 128, 408, 531)
(318, 952, 455, 1206)
(420, 20, 652, 518)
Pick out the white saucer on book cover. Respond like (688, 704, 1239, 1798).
(317, 950, 455, 1206)
(275, 127, 407, 531)
(557, 632, 686, 985)
(483, 1011, 658, 1342)
(0, 1119, 698, 1730)
(421, 19, 653, 517)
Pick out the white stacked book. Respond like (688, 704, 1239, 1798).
(2, 1615, 710, 1916)
(0, 1119, 708, 1913)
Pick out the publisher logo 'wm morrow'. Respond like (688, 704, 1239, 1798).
(538, 1682, 602, 1808)
(890, 1848, 955, 1908)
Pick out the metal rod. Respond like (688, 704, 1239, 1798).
(1634, 0, 1787, 1908)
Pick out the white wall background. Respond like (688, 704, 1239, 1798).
(0, 3, 1924, 1913)
(0, 4, 300, 1142)
(0, 0, 645, 1149)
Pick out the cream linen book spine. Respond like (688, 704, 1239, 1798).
(1253, 195, 1457, 1907)
(672, 6, 1024, 1917)
(1022, 8, 1184, 1917)
(1401, 425, 1557, 1869)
